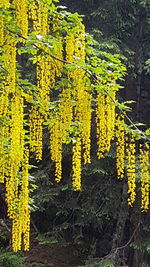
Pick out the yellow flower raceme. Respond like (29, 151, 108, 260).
(21, 148, 30, 251)
(12, 209, 22, 252)
(66, 25, 91, 165)
(0, 14, 4, 46)
(96, 82, 116, 159)
(0, 92, 9, 183)
(13, 0, 28, 37)
(126, 137, 136, 206)
(30, 1, 49, 34)
(0, 91, 9, 117)
(50, 115, 62, 183)
(59, 87, 73, 144)
(75, 74, 92, 164)
(10, 93, 24, 163)
(0, 0, 10, 8)
(116, 114, 125, 179)
(8, 148, 30, 252)
(0, 127, 5, 183)
(106, 88, 116, 149)
(30, 1, 51, 117)
(30, 2, 64, 117)
(3, 34, 16, 94)
(5, 93, 24, 217)
(81, 89, 92, 164)
(37, 51, 53, 116)
(72, 137, 82, 191)
(66, 33, 75, 63)
(139, 143, 150, 211)
(29, 107, 43, 161)
(96, 91, 107, 158)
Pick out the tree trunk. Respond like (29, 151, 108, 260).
(128, 194, 143, 267)
(111, 181, 129, 265)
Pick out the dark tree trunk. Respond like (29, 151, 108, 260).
(124, 7, 145, 121)
(128, 195, 143, 267)
(110, 181, 129, 265)
(125, 10, 146, 266)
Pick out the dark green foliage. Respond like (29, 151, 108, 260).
(26, 263, 52, 267)
(0, 227, 10, 248)
(0, 251, 24, 267)
(28, 132, 150, 266)
(30, 147, 123, 258)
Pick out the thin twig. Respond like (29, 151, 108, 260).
(114, 222, 140, 254)
(8, 30, 73, 65)
(98, 81, 148, 140)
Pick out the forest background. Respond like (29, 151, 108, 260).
(0, 0, 150, 267)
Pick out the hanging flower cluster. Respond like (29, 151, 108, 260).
(0, 0, 10, 9)
(65, 24, 93, 189)
(0, 0, 30, 252)
(3, 34, 16, 93)
(30, 0, 52, 117)
(0, 127, 7, 183)
(49, 113, 62, 183)
(11, 148, 30, 251)
(72, 137, 82, 190)
(0, 14, 4, 46)
(126, 137, 136, 206)
(13, 0, 28, 37)
(96, 91, 107, 158)
(0, 0, 150, 253)
(116, 120, 150, 211)
(96, 80, 117, 159)
(116, 114, 125, 179)
(29, 107, 44, 161)
(139, 143, 150, 211)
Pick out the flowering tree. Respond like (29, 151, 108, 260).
(0, 0, 149, 251)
